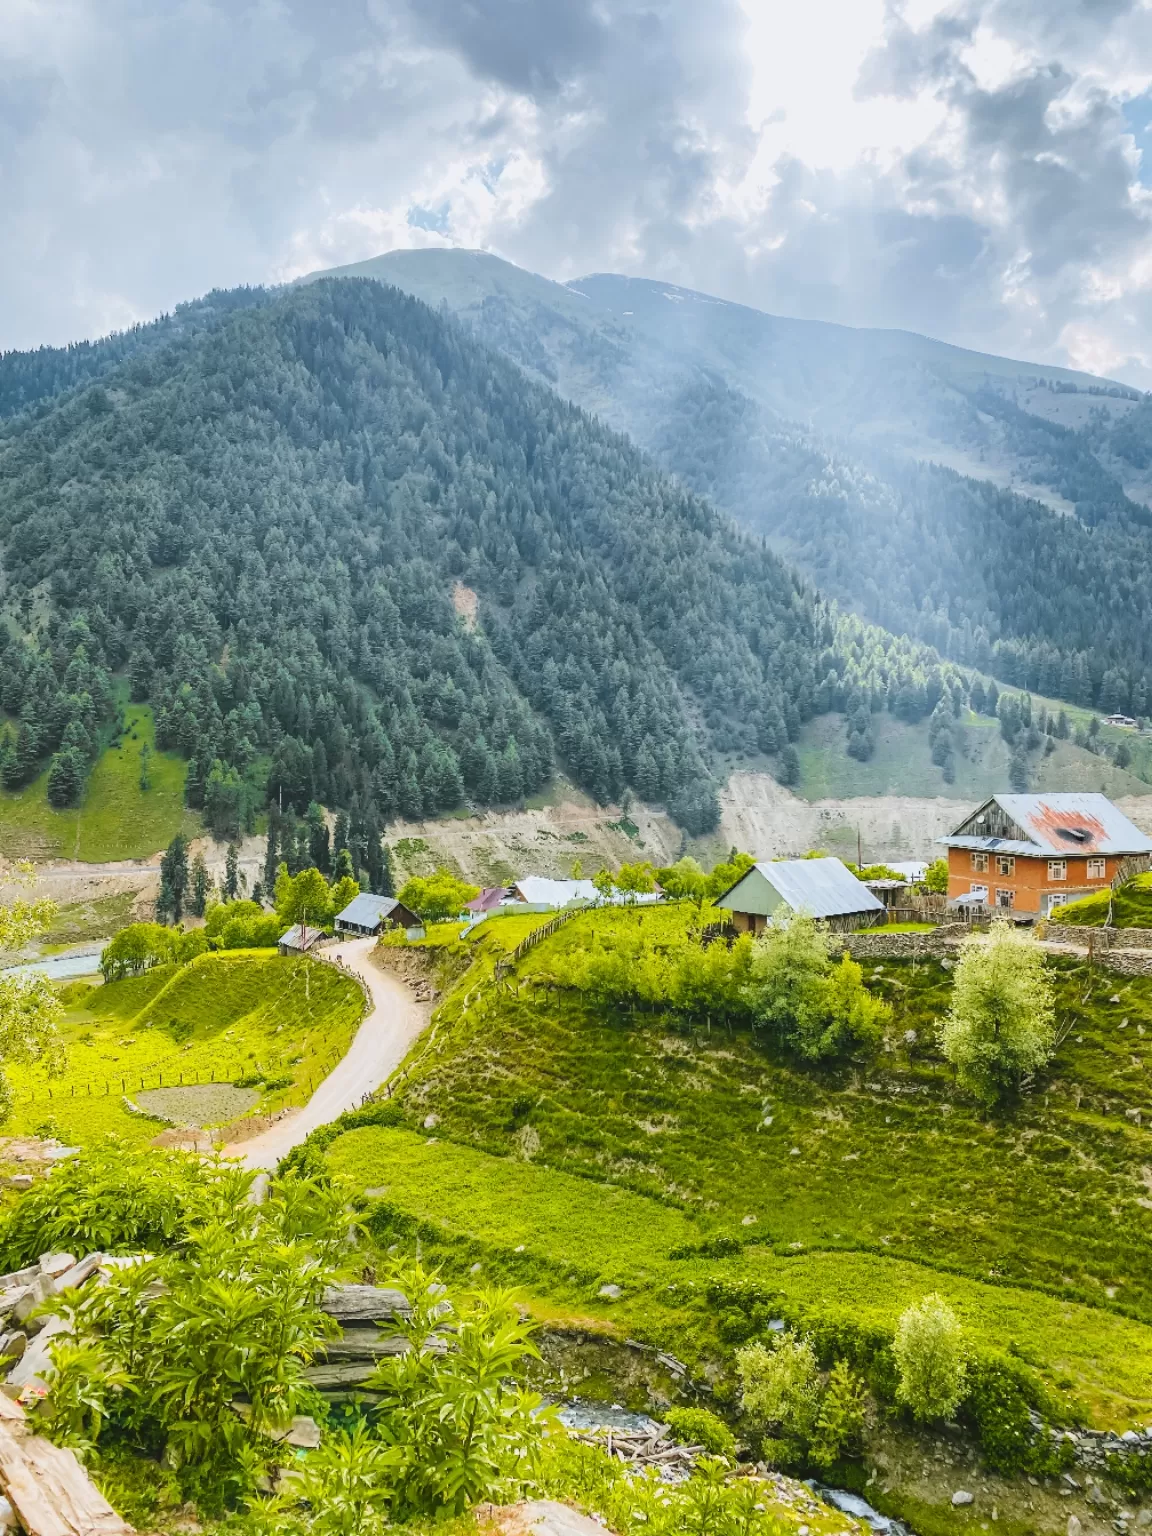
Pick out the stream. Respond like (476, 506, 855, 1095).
(0, 947, 103, 981)
(556, 1401, 911, 1536)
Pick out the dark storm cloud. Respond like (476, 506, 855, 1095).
(405, 0, 606, 94)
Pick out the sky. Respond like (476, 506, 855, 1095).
(3, 0, 1152, 383)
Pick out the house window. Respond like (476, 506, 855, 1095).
(996, 888, 1015, 910)
(971, 853, 989, 873)
(996, 856, 1015, 876)
(1087, 858, 1106, 880)
(1048, 860, 1067, 881)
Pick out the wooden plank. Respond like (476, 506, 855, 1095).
(0, 1422, 132, 1536)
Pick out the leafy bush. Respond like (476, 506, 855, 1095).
(736, 1332, 820, 1443)
(0, 1139, 221, 1265)
(664, 1406, 736, 1458)
(893, 1293, 968, 1422)
(544, 1437, 794, 1536)
(363, 1261, 554, 1517)
(37, 1150, 348, 1509)
(100, 923, 176, 980)
(744, 912, 890, 1060)
(965, 1356, 1071, 1476)
(939, 920, 1055, 1104)
(397, 869, 480, 924)
(810, 1361, 868, 1469)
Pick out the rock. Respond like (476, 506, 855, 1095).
(789, 1147, 800, 1156)
(37, 1254, 75, 1280)
(321, 1284, 409, 1324)
(479, 1499, 615, 1536)
(1112, 995, 1122, 1004)
(597, 1284, 622, 1300)
(0, 1334, 27, 1365)
(1068, 1518, 1083, 1536)
(423, 1114, 439, 1130)
(470, 1263, 483, 1275)
(1136, 1512, 1152, 1529)
(1124, 1430, 1141, 1443)
(13, 1275, 54, 1328)
(4, 1177, 32, 1192)
(7, 1314, 70, 1389)
(952, 1492, 975, 1507)
(1089, 1485, 1109, 1506)
(52, 1254, 105, 1295)
(768, 1318, 786, 1331)
(741, 1215, 757, 1226)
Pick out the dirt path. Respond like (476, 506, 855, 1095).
(225, 936, 429, 1170)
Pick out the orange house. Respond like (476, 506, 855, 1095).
(938, 793, 1152, 919)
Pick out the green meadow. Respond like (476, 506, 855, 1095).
(10, 951, 363, 1144)
(320, 908, 1152, 1428)
(0, 701, 195, 862)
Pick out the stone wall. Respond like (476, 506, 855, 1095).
(1044, 923, 1152, 951)
(841, 925, 968, 961)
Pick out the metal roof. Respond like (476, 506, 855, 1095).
(336, 893, 404, 927)
(511, 877, 600, 907)
(279, 924, 323, 950)
(940, 794, 1152, 857)
(729, 857, 885, 919)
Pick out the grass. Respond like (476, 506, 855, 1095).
(325, 906, 1152, 1427)
(1048, 872, 1152, 928)
(6, 950, 364, 1145)
(0, 701, 197, 862)
(795, 707, 1151, 801)
(39, 891, 138, 948)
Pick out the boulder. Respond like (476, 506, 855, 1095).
(1068, 1517, 1083, 1536)
(51, 1254, 105, 1295)
(37, 1255, 75, 1280)
(321, 1284, 409, 1324)
(597, 1284, 622, 1300)
(951, 1492, 974, 1507)
(4, 1178, 32, 1193)
(7, 1315, 70, 1391)
(13, 1276, 54, 1329)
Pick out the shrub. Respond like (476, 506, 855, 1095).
(893, 1293, 967, 1422)
(736, 1332, 820, 1441)
(397, 869, 480, 924)
(100, 923, 176, 981)
(939, 920, 1055, 1104)
(966, 1356, 1071, 1475)
(0, 1139, 222, 1265)
(810, 1361, 868, 1469)
(664, 1407, 736, 1458)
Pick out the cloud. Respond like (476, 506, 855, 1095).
(1, 0, 1152, 383)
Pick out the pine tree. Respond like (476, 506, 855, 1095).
(157, 833, 190, 924)
(190, 854, 210, 917)
(224, 843, 240, 901)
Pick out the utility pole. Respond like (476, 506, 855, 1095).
(857, 827, 863, 870)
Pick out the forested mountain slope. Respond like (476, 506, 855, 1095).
(0, 277, 956, 835)
(318, 250, 1152, 718)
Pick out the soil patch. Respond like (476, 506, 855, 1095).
(134, 1083, 258, 1127)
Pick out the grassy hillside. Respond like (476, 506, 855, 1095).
(322, 908, 1152, 1430)
(8, 950, 363, 1144)
(796, 706, 1152, 800)
(0, 701, 193, 861)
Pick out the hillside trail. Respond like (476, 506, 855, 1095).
(224, 936, 428, 1170)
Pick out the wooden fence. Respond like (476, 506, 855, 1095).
(492, 908, 580, 983)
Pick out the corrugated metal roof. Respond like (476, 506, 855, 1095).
(336, 893, 402, 927)
(279, 924, 322, 950)
(941, 794, 1152, 856)
(756, 857, 885, 919)
(512, 877, 600, 907)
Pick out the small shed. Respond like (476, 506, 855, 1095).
(714, 857, 885, 935)
(334, 893, 420, 937)
(278, 924, 325, 955)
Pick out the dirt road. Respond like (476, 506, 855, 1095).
(226, 936, 428, 1169)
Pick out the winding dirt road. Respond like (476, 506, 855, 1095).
(226, 936, 428, 1170)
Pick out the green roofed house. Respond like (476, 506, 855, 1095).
(714, 856, 886, 935)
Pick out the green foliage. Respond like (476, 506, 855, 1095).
(893, 1294, 968, 1423)
(542, 1438, 796, 1536)
(0, 1139, 222, 1264)
(42, 1337, 130, 1454)
(940, 920, 1056, 1103)
(364, 1262, 554, 1517)
(253, 1421, 396, 1536)
(36, 1147, 346, 1509)
(275, 864, 333, 929)
(0, 864, 63, 1122)
(965, 1356, 1067, 1475)
(809, 1361, 868, 1470)
(397, 869, 479, 924)
(737, 1333, 821, 1443)
(924, 859, 949, 895)
(664, 1406, 737, 1458)
(744, 913, 889, 1060)
(100, 922, 177, 980)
